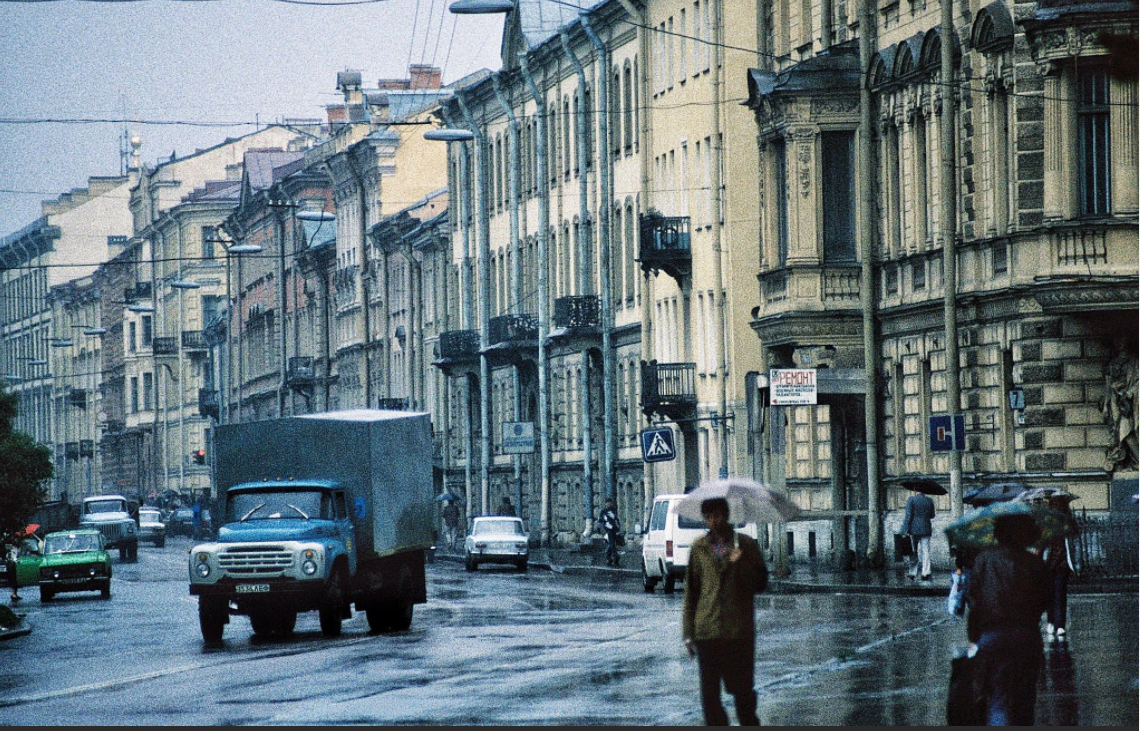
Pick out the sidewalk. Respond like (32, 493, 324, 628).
(435, 543, 1137, 597)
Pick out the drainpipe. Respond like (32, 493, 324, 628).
(859, 1, 883, 565)
(617, 0, 655, 528)
(458, 93, 493, 519)
(492, 74, 526, 522)
(445, 107, 476, 521)
(561, 30, 596, 539)
(582, 16, 616, 509)
(708, 1, 728, 478)
(941, 0, 963, 520)
(520, 53, 552, 546)
(344, 152, 373, 409)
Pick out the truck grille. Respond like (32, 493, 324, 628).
(87, 522, 123, 542)
(218, 546, 293, 575)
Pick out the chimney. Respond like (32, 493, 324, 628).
(408, 65, 442, 90)
(337, 70, 363, 105)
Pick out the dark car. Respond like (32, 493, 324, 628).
(167, 508, 194, 536)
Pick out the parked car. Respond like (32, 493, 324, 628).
(137, 508, 166, 547)
(464, 517, 529, 572)
(641, 494, 758, 593)
(1, 532, 44, 590)
(38, 529, 113, 601)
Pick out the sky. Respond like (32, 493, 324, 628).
(0, 0, 507, 239)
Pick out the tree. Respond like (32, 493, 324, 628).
(0, 387, 53, 544)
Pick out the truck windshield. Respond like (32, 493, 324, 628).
(227, 490, 331, 522)
(85, 499, 126, 514)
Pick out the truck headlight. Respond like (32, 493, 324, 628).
(302, 560, 318, 576)
(195, 561, 211, 578)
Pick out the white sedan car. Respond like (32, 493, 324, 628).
(464, 517, 529, 572)
(137, 508, 166, 547)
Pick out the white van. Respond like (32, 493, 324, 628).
(640, 493, 759, 593)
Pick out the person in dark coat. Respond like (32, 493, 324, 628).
(1041, 498, 1076, 640)
(682, 498, 769, 726)
(598, 498, 621, 567)
(965, 514, 1051, 726)
(900, 491, 936, 580)
(496, 497, 516, 517)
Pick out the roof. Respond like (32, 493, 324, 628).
(746, 42, 861, 106)
(515, 0, 602, 49)
(182, 180, 241, 203)
(243, 150, 305, 192)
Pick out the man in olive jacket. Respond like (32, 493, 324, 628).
(682, 498, 769, 726)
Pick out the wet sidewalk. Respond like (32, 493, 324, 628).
(435, 542, 1137, 597)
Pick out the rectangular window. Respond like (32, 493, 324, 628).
(913, 260, 926, 290)
(822, 131, 857, 262)
(680, 9, 688, 81)
(141, 315, 153, 348)
(1077, 69, 1110, 216)
(142, 372, 153, 411)
(130, 377, 139, 413)
(885, 266, 899, 295)
(128, 321, 137, 353)
(201, 226, 215, 261)
(992, 244, 1008, 275)
(773, 139, 789, 265)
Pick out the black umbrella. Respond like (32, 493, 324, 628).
(963, 482, 1028, 506)
(435, 492, 463, 503)
(900, 478, 948, 496)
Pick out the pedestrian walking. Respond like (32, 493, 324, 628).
(900, 490, 935, 580)
(682, 497, 769, 727)
(4, 538, 20, 603)
(496, 497, 516, 517)
(1041, 499, 1077, 641)
(598, 498, 621, 567)
(441, 500, 460, 551)
(965, 513, 1051, 726)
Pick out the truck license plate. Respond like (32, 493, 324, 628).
(235, 583, 270, 593)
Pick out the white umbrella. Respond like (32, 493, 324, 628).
(675, 478, 801, 524)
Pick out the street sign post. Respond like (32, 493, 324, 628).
(640, 427, 677, 463)
(929, 414, 966, 452)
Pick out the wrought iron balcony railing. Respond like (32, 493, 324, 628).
(181, 330, 207, 351)
(639, 212, 692, 282)
(553, 295, 601, 330)
(488, 314, 538, 346)
(287, 356, 315, 386)
(377, 397, 408, 411)
(152, 336, 178, 356)
(640, 360, 698, 417)
(439, 330, 480, 360)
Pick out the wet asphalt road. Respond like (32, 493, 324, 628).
(1, 536, 1136, 725)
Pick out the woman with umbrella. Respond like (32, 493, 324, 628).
(946, 502, 1070, 725)
(1017, 488, 1079, 640)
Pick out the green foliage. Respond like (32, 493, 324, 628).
(0, 387, 53, 543)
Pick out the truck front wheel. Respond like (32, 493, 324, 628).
(199, 598, 226, 642)
(319, 568, 346, 637)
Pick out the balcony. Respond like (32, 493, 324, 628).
(553, 295, 601, 331)
(488, 314, 538, 346)
(438, 329, 480, 362)
(198, 389, 219, 419)
(124, 281, 152, 303)
(640, 360, 698, 419)
(377, 397, 408, 411)
(639, 212, 691, 284)
(152, 336, 178, 357)
(67, 387, 87, 409)
(287, 357, 315, 389)
(181, 330, 207, 351)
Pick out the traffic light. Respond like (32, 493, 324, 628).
(193, 448, 206, 465)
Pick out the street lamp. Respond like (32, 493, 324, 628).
(223, 240, 262, 423)
(448, 0, 514, 13)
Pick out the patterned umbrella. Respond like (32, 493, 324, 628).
(1014, 487, 1078, 504)
(944, 500, 1078, 550)
(962, 482, 1028, 506)
(675, 477, 801, 524)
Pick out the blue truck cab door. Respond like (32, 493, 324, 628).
(335, 490, 356, 577)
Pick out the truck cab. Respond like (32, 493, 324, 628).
(189, 481, 355, 639)
(79, 495, 139, 562)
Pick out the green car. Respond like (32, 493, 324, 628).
(38, 529, 113, 601)
(2, 534, 44, 590)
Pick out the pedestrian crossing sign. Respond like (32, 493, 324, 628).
(640, 427, 677, 463)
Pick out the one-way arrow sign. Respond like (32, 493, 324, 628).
(640, 427, 677, 463)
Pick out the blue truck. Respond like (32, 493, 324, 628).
(188, 409, 434, 642)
